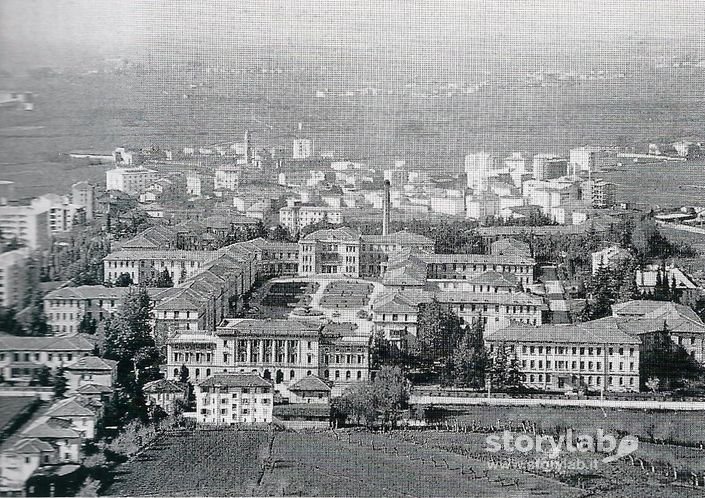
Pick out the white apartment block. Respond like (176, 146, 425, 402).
(569, 146, 617, 174)
(214, 164, 241, 191)
(279, 204, 342, 232)
(465, 152, 500, 192)
(71, 182, 96, 220)
(196, 374, 273, 425)
(106, 166, 158, 195)
(486, 318, 641, 393)
(293, 139, 314, 159)
(0, 335, 94, 383)
(0, 248, 29, 308)
(0, 197, 51, 249)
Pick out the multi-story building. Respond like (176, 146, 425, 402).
(279, 203, 342, 232)
(106, 166, 158, 195)
(465, 152, 500, 192)
(486, 318, 641, 393)
(583, 179, 616, 208)
(422, 253, 535, 285)
(40, 194, 86, 232)
(196, 373, 273, 425)
(0, 336, 94, 382)
(166, 319, 370, 398)
(569, 146, 617, 174)
(71, 181, 96, 220)
(0, 197, 51, 249)
(214, 164, 241, 191)
(144, 379, 188, 415)
(0, 248, 29, 308)
(293, 139, 314, 159)
(64, 356, 117, 393)
(532, 154, 567, 181)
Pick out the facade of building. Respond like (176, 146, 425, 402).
(279, 203, 342, 232)
(144, 379, 188, 415)
(106, 166, 158, 195)
(486, 318, 641, 393)
(293, 139, 314, 159)
(71, 182, 96, 221)
(64, 356, 117, 392)
(0, 248, 29, 308)
(43, 286, 135, 335)
(532, 154, 567, 181)
(465, 152, 500, 192)
(195, 373, 273, 425)
(583, 179, 617, 208)
(0, 197, 51, 249)
(166, 319, 370, 398)
(0, 336, 94, 383)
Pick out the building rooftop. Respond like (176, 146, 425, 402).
(288, 375, 332, 392)
(487, 317, 640, 345)
(143, 379, 186, 394)
(217, 318, 323, 337)
(65, 356, 117, 372)
(44, 398, 95, 418)
(0, 335, 93, 352)
(198, 373, 272, 389)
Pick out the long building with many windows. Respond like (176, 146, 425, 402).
(165, 319, 370, 397)
(485, 318, 641, 393)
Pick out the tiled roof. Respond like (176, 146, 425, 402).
(490, 238, 531, 256)
(361, 230, 433, 246)
(434, 290, 544, 306)
(198, 373, 272, 388)
(144, 379, 186, 394)
(486, 317, 640, 345)
(373, 290, 428, 313)
(65, 356, 117, 371)
(465, 271, 519, 287)
(75, 383, 114, 395)
(302, 227, 361, 241)
(22, 419, 80, 439)
(45, 398, 95, 417)
(273, 404, 331, 418)
(10, 438, 54, 454)
(289, 375, 332, 392)
(0, 335, 93, 352)
(44, 285, 128, 301)
(217, 318, 323, 337)
(612, 300, 705, 335)
(104, 250, 216, 261)
(421, 253, 535, 266)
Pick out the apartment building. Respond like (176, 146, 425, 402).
(40, 194, 86, 232)
(71, 181, 96, 220)
(196, 374, 273, 425)
(0, 248, 29, 308)
(279, 203, 342, 232)
(165, 319, 370, 398)
(0, 197, 51, 249)
(106, 166, 158, 195)
(486, 318, 641, 393)
(422, 253, 535, 286)
(0, 336, 94, 382)
(43, 286, 133, 335)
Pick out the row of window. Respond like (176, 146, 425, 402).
(521, 359, 635, 372)
(47, 299, 117, 307)
(519, 345, 635, 356)
(432, 263, 531, 273)
(524, 373, 636, 387)
(3, 352, 76, 362)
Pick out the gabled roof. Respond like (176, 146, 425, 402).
(119, 235, 160, 250)
(487, 317, 640, 345)
(66, 356, 117, 372)
(361, 230, 433, 246)
(22, 419, 81, 439)
(372, 290, 427, 313)
(11, 438, 54, 454)
(45, 285, 128, 301)
(612, 300, 705, 335)
(198, 373, 272, 388)
(421, 253, 535, 266)
(45, 398, 95, 418)
(490, 238, 531, 257)
(75, 383, 114, 395)
(217, 318, 323, 337)
(144, 379, 186, 394)
(382, 262, 427, 287)
(289, 375, 332, 392)
(302, 226, 360, 241)
(0, 336, 93, 352)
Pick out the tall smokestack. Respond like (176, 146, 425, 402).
(244, 130, 252, 164)
(383, 180, 391, 236)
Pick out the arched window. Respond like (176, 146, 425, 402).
(357, 371, 362, 380)
(345, 371, 351, 380)
(324, 370, 329, 378)
(173, 368, 179, 377)
(206, 368, 211, 377)
(276, 370, 284, 384)
(290, 370, 295, 380)
(306, 370, 312, 376)
(263, 369, 271, 380)
(195, 368, 200, 378)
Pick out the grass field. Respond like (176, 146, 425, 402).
(320, 281, 373, 309)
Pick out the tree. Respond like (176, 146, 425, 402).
(103, 287, 160, 420)
(269, 225, 296, 242)
(448, 320, 486, 388)
(370, 366, 409, 429)
(36, 365, 52, 386)
(154, 268, 173, 288)
(78, 314, 98, 335)
(415, 299, 464, 368)
(178, 364, 190, 384)
(640, 322, 703, 389)
(646, 377, 660, 394)
(114, 273, 133, 287)
(53, 367, 68, 398)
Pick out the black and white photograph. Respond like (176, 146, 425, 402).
(1, 1, 705, 496)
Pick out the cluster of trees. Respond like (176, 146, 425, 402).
(45, 226, 110, 285)
(484, 211, 557, 227)
(333, 366, 409, 428)
(97, 288, 163, 424)
(579, 258, 640, 321)
(640, 323, 703, 390)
